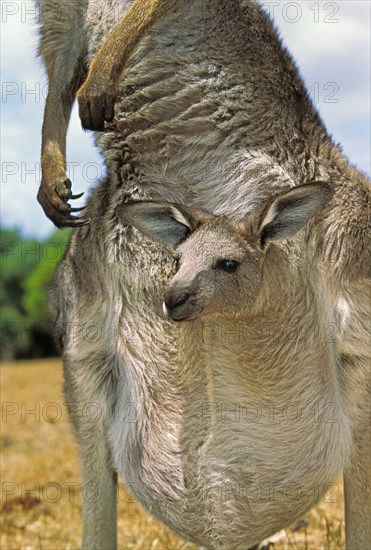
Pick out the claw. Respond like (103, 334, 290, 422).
(57, 214, 91, 228)
(67, 217, 91, 227)
(69, 206, 87, 213)
(70, 192, 84, 200)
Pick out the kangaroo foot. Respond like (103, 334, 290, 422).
(37, 176, 89, 228)
(39, 140, 90, 227)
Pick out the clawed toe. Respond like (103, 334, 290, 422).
(37, 180, 90, 228)
(69, 206, 87, 213)
(63, 215, 91, 228)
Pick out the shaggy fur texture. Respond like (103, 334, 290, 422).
(38, 1, 370, 548)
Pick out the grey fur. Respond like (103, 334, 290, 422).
(38, 1, 370, 548)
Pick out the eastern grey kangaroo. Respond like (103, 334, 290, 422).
(37, 1, 370, 548)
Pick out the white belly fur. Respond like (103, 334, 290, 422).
(108, 304, 352, 548)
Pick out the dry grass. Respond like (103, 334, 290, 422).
(1, 360, 345, 549)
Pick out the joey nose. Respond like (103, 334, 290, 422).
(165, 289, 191, 312)
(163, 285, 202, 322)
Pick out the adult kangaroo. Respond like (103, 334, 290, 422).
(38, 0, 370, 548)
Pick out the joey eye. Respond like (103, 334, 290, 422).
(216, 259, 240, 273)
(173, 256, 180, 271)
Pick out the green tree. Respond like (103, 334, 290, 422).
(23, 229, 69, 331)
(0, 227, 71, 359)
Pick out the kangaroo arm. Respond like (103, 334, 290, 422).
(77, 0, 179, 131)
(39, 63, 90, 227)
(37, 0, 90, 228)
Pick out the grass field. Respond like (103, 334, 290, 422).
(1, 360, 345, 549)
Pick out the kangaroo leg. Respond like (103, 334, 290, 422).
(77, 0, 179, 131)
(341, 352, 371, 550)
(64, 353, 118, 550)
(344, 416, 371, 549)
(38, 0, 89, 227)
(79, 423, 117, 550)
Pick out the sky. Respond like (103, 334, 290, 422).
(1, 0, 370, 239)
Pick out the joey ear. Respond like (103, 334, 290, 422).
(117, 201, 208, 247)
(257, 182, 334, 249)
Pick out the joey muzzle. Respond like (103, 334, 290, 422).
(163, 285, 202, 321)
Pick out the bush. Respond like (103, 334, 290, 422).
(0, 227, 71, 359)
